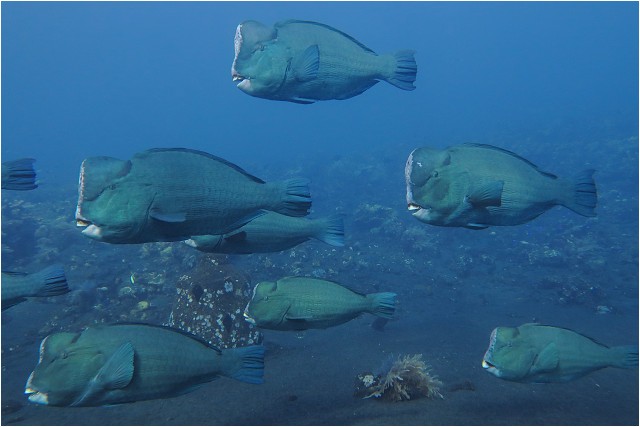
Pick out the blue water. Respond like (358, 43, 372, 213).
(1, 2, 638, 425)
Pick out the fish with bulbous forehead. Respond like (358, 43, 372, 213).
(75, 148, 311, 243)
(231, 19, 417, 103)
(185, 212, 344, 254)
(482, 323, 638, 383)
(25, 323, 265, 406)
(405, 143, 597, 229)
(244, 276, 396, 331)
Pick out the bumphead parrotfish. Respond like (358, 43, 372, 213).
(405, 143, 597, 229)
(231, 19, 417, 103)
(1, 158, 37, 190)
(482, 323, 638, 383)
(75, 148, 312, 243)
(25, 323, 265, 406)
(185, 212, 344, 254)
(2, 264, 69, 310)
(244, 277, 396, 331)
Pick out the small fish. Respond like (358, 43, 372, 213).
(1, 158, 37, 190)
(25, 323, 265, 406)
(405, 143, 597, 229)
(75, 148, 311, 243)
(482, 323, 638, 383)
(232, 19, 417, 103)
(244, 277, 396, 331)
(1, 264, 70, 310)
(129, 273, 136, 285)
(185, 212, 344, 254)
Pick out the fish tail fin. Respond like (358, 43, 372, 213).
(2, 158, 37, 190)
(367, 292, 397, 319)
(224, 345, 265, 384)
(33, 264, 70, 297)
(386, 50, 417, 91)
(563, 169, 597, 217)
(274, 178, 312, 217)
(610, 345, 639, 369)
(313, 214, 345, 247)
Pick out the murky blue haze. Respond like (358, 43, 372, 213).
(1, 2, 638, 425)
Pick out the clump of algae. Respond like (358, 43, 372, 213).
(355, 354, 443, 402)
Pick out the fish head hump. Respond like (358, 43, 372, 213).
(406, 147, 470, 225)
(244, 281, 289, 328)
(232, 21, 290, 98)
(482, 327, 536, 381)
(75, 156, 151, 243)
(25, 332, 104, 406)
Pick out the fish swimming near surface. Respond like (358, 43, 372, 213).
(25, 323, 265, 406)
(185, 212, 344, 254)
(2, 264, 70, 310)
(244, 277, 396, 331)
(405, 143, 597, 229)
(482, 323, 638, 383)
(231, 19, 417, 103)
(2, 158, 37, 190)
(75, 148, 312, 244)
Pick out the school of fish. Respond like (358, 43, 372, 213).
(1, 17, 636, 412)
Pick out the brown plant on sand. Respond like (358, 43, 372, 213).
(357, 354, 443, 402)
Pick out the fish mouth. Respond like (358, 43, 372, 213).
(408, 203, 432, 220)
(26, 390, 49, 405)
(75, 216, 104, 239)
(243, 311, 256, 325)
(481, 359, 494, 369)
(25, 374, 49, 405)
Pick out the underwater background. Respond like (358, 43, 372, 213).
(1, 1, 638, 425)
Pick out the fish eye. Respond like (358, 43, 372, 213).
(432, 171, 439, 178)
(263, 296, 269, 301)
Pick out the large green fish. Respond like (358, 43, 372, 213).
(1, 158, 37, 190)
(231, 20, 417, 103)
(25, 323, 265, 406)
(2, 264, 69, 310)
(75, 148, 311, 243)
(482, 323, 638, 383)
(185, 212, 344, 254)
(405, 144, 597, 229)
(244, 277, 396, 331)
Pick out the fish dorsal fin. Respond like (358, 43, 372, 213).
(461, 143, 558, 179)
(529, 324, 610, 349)
(275, 20, 376, 54)
(530, 343, 559, 374)
(109, 322, 223, 353)
(293, 45, 320, 82)
(466, 181, 504, 207)
(139, 148, 265, 184)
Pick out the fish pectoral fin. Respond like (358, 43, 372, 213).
(71, 342, 134, 406)
(292, 44, 320, 82)
(150, 209, 187, 223)
(531, 343, 559, 374)
(97, 341, 135, 390)
(466, 181, 504, 208)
